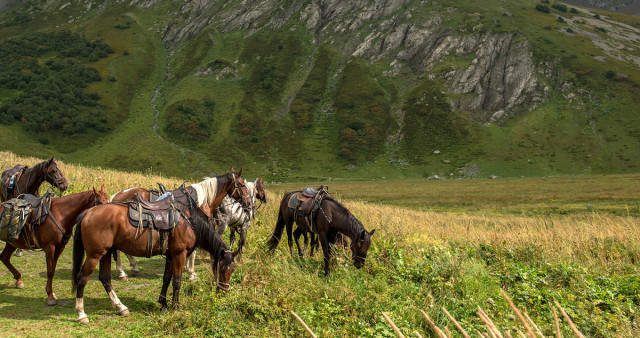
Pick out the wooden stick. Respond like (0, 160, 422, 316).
(523, 312, 544, 338)
(554, 301, 585, 338)
(414, 330, 424, 338)
(290, 310, 318, 338)
(420, 310, 447, 338)
(505, 330, 514, 338)
(441, 307, 470, 338)
(444, 327, 452, 338)
(382, 312, 406, 338)
(500, 289, 536, 338)
(552, 306, 561, 338)
(478, 307, 503, 338)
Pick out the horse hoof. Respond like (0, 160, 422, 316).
(14, 250, 23, 257)
(78, 316, 89, 325)
(15, 282, 24, 289)
(47, 299, 57, 306)
(189, 273, 197, 281)
(119, 309, 130, 316)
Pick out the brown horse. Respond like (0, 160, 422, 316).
(111, 169, 250, 280)
(72, 186, 237, 324)
(266, 190, 375, 276)
(0, 185, 108, 305)
(0, 158, 68, 201)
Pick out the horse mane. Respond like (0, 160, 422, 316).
(190, 177, 218, 207)
(187, 198, 228, 262)
(323, 195, 365, 236)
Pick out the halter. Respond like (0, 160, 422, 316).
(215, 249, 233, 291)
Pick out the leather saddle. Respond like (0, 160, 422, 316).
(128, 193, 180, 231)
(148, 183, 169, 202)
(22, 191, 53, 225)
(1, 164, 25, 201)
(288, 186, 329, 233)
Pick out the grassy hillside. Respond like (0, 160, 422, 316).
(0, 151, 638, 336)
(0, 0, 639, 180)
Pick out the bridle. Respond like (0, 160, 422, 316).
(230, 173, 251, 212)
(215, 249, 233, 292)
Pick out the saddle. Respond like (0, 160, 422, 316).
(148, 183, 169, 202)
(288, 186, 329, 233)
(0, 191, 53, 247)
(128, 193, 181, 257)
(1, 164, 25, 201)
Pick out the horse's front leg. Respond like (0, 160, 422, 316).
(171, 251, 188, 309)
(318, 233, 331, 276)
(44, 244, 60, 305)
(99, 253, 129, 316)
(286, 220, 295, 257)
(237, 223, 248, 262)
(158, 257, 172, 310)
(0, 243, 23, 288)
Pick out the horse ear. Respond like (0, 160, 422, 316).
(369, 229, 375, 237)
(93, 186, 98, 194)
(100, 184, 105, 192)
(230, 167, 236, 173)
(237, 168, 242, 177)
(49, 157, 56, 163)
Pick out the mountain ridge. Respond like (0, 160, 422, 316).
(0, 0, 639, 180)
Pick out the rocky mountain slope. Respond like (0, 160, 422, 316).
(0, 0, 639, 180)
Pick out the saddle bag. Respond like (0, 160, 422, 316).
(0, 198, 33, 242)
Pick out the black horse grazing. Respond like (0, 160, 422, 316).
(267, 189, 374, 275)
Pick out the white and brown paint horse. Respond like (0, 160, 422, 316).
(110, 169, 251, 280)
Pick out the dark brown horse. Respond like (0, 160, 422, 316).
(110, 169, 250, 280)
(0, 186, 108, 305)
(0, 158, 68, 202)
(267, 191, 375, 276)
(72, 186, 237, 324)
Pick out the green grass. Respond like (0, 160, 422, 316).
(0, 164, 639, 336)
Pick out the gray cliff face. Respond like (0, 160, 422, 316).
(145, 0, 545, 123)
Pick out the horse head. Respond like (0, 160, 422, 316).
(92, 184, 109, 206)
(254, 177, 267, 204)
(45, 157, 69, 192)
(227, 168, 251, 211)
(351, 229, 375, 269)
(213, 248, 237, 292)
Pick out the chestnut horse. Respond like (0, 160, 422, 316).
(266, 190, 375, 276)
(0, 157, 68, 201)
(0, 185, 108, 305)
(111, 169, 250, 280)
(72, 186, 237, 324)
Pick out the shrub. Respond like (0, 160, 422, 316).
(605, 70, 616, 79)
(558, 16, 565, 23)
(544, 25, 552, 30)
(570, 8, 578, 14)
(599, 27, 607, 33)
(536, 4, 550, 13)
(567, 28, 574, 33)
(552, 3, 568, 12)
(541, 0, 549, 3)
(594, 14, 601, 19)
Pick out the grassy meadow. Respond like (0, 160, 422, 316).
(0, 151, 639, 337)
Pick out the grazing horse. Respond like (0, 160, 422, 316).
(72, 186, 237, 324)
(0, 186, 108, 305)
(213, 178, 268, 263)
(266, 190, 375, 276)
(0, 157, 69, 201)
(111, 169, 250, 280)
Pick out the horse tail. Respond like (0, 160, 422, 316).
(71, 211, 87, 292)
(266, 207, 286, 251)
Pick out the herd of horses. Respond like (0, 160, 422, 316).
(0, 158, 375, 324)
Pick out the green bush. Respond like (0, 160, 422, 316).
(536, 4, 550, 13)
(552, 3, 568, 12)
(605, 70, 616, 79)
(570, 8, 579, 14)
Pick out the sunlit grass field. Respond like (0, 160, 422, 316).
(0, 151, 639, 336)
